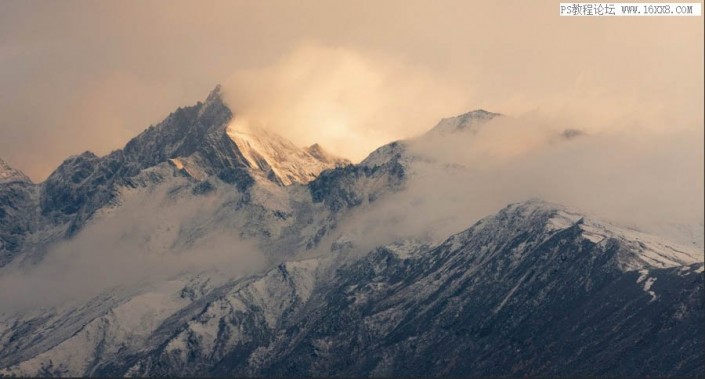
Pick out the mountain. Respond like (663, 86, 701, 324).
(429, 109, 502, 134)
(225, 124, 348, 186)
(41, 85, 346, 224)
(1, 200, 701, 377)
(0, 158, 38, 266)
(0, 86, 348, 267)
(0, 86, 703, 377)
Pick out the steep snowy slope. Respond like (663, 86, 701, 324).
(226, 124, 348, 186)
(2, 200, 701, 377)
(429, 109, 502, 135)
(253, 201, 701, 377)
(117, 85, 347, 188)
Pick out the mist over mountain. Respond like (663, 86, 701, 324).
(0, 86, 702, 377)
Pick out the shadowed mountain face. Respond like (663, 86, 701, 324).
(256, 202, 702, 378)
(0, 160, 37, 266)
(0, 87, 703, 378)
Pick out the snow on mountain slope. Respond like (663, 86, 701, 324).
(499, 199, 702, 271)
(274, 201, 703, 377)
(0, 258, 323, 377)
(121, 84, 347, 188)
(0, 280, 192, 377)
(429, 109, 502, 135)
(2, 199, 702, 377)
(226, 122, 348, 186)
(122, 258, 321, 377)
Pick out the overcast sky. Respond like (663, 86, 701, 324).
(0, 0, 702, 181)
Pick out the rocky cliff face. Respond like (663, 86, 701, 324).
(0, 159, 38, 266)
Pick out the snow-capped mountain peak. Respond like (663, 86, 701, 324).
(429, 109, 502, 134)
(482, 199, 703, 272)
(121, 84, 348, 186)
(225, 121, 349, 185)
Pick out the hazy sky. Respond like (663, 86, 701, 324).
(0, 0, 702, 181)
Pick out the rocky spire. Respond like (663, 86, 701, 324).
(0, 157, 31, 184)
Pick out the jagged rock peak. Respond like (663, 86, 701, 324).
(0, 157, 31, 184)
(198, 84, 229, 116)
(430, 109, 502, 134)
(205, 84, 224, 103)
(360, 140, 409, 169)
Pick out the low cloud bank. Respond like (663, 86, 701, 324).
(0, 183, 268, 314)
(323, 113, 704, 255)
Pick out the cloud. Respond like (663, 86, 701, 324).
(0, 181, 269, 314)
(0, 1, 702, 312)
(1, 1, 701, 181)
(318, 113, 704, 256)
(221, 44, 469, 162)
(1, 104, 701, 314)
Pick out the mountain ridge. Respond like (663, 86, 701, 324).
(1, 199, 701, 377)
(0, 86, 702, 377)
(429, 109, 502, 134)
